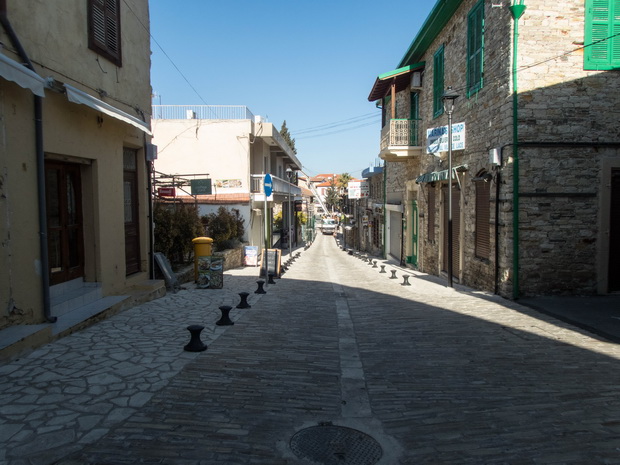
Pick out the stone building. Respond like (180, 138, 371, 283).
(368, 0, 620, 298)
(0, 0, 161, 358)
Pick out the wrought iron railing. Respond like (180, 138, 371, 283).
(380, 119, 420, 151)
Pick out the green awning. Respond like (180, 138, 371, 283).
(367, 62, 425, 102)
(415, 165, 468, 184)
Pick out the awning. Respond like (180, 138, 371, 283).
(64, 84, 152, 135)
(0, 53, 46, 97)
(415, 164, 468, 183)
(367, 62, 425, 102)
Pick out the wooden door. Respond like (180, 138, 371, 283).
(45, 161, 84, 285)
(442, 184, 460, 278)
(124, 148, 141, 275)
(609, 169, 620, 292)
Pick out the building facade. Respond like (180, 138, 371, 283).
(0, 0, 157, 342)
(151, 106, 302, 252)
(368, 0, 620, 297)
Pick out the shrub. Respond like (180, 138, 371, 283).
(202, 207, 245, 251)
(154, 202, 204, 263)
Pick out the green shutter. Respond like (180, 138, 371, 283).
(467, 0, 484, 96)
(433, 45, 444, 118)
(585, 0, 620, 70)
(410, 92, 419, 120)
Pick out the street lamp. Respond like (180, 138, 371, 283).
(286, 166, 293, 260)
(442, 86, 459, 288)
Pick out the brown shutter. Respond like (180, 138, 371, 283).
(475, 180, 491, 259)
(427, 186, 436, 240)
(88, 0, 122, 66)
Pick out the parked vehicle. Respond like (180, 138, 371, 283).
(320, 218, 337, 235)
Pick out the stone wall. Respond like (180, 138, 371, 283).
(385, 0, 620, 296)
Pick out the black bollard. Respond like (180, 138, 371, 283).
(255, 280, 266, 294)
(348, 249, 353, 255)
(237, 292, 251, 309)
(216, 305, 234, 326)
(380, 265, 386, 273)
(184, 325, 207, 352)
(268, 273, 276, 284)
(402, 275, 411, 286)
(368, 258, 374, 266)
(372, 260, 378, 268)
(390, 270, 398, 279)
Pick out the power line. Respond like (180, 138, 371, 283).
(122, 0, 209, 106)
(295, 120, 379, 140)
(293, 112, 379, 135)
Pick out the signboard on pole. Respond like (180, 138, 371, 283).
(264, 173, 273, 197)
(426, 122, 466, 155)
(157, 187, 176, 197)
(190, 179, 212, 195)
(348, 180, 369, 199)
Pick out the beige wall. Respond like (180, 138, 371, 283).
(153, 119, 252, 192)
(0, 0, 152, 328)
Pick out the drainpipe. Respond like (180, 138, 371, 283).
(509, 1, 526, 300)
(0, 8, 56, 322)
(382, 163, 387, 259)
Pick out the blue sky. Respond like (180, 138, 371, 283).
(149, 0, 435, 178)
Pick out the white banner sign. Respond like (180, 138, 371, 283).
(348, 180, 369, 199)
(426, 122, 466, 155)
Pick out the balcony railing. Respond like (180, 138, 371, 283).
(380, 119, 420, 151)
(152, 105, 255, 121)
(250, 174, 301, 196)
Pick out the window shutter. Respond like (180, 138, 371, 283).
(467, 0, 484, 96)
(88, 0, 122, 66)
(427, 186, 436, 241)
(433, 46, 444, 118)
(585, 0, 620, 70)
(475, 180, 491, 260)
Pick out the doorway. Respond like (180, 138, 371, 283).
(45, 161, 84, 285)
(442, 183, 460, 279)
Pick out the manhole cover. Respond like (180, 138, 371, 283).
(290, 424, 383, 464)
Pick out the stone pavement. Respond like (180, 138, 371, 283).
(2, 234, 620, 464)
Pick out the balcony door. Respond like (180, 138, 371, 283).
(46, 161, 84, 285)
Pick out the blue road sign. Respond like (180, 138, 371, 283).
(264, 173, 273, 197)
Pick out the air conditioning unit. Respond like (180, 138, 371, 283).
(411, 71, 422, 88)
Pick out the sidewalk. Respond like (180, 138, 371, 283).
(2, 235, 620, 464)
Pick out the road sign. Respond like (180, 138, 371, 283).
(157, 187, 176, 197)
(264, 173, 273, 197)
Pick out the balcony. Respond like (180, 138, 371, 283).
(250, 174, 301, 200)
(379, 119, 423, 162)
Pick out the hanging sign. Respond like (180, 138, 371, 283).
(426, 122, 466, 155)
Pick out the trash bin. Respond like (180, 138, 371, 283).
(192, 237, 213, 282)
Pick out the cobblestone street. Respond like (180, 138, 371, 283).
(2, 234, 620, 464)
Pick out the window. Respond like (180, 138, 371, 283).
(88, 0, 122, 66)
(433, 46, 445, 118)
(467, 0, 484, 96)
(585, 0, 620, 70)
(427, 185, 436, 241)
(475, 177, 491, 260)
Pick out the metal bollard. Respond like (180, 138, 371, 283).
(380, 265, 386, 273)
(184, 325, 207, 352)
(255, 280, 266, 294)
(237, 292, 251, 309)
(268, 273, 276, 285)
(401, 275, 411, 286)
(390, 270, 398, 279)
(216, 305, 234, 326)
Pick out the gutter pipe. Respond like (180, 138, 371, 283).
(0, 10, 56, 322)
(383, 162, 387, 259)
(509, 1, 526, 300)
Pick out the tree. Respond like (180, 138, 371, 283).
(280, 120, 297, 154)
(337, 172, 352, 195)
(324, 178, 341, 213)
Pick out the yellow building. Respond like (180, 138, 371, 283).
(0, 0, 161, 358)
